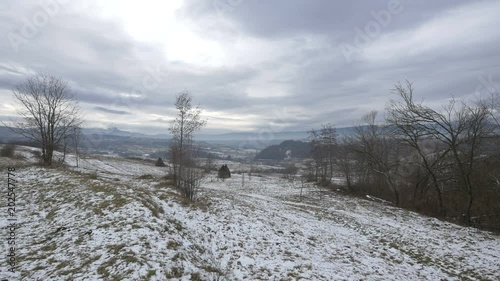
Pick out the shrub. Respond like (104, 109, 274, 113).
(0, 144, 16, 158)
(283, 164, 298, 180)
(218, 164, 231, 179)
(155, 157, 166, 167)
(31, 150, 42, 160)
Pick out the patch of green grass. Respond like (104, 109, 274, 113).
(167, 240, 181, 249)
(191, 244, 205, 254)
(458, 269, 487, 280)
(155, 181, 175, 190)
(99, 195, 129, 210)
(286, 271, 301, 279)
(106, 244, 126, 255)
(122, 252, 139, 264)
(88, 183, 111, 193)
(167, 218, 184, 232)
(171, 253, 185, 262)
(55, 260, 71, 270)
(97, 222, 113, 229)
(190, 272, 202, 281)
(166, 266, 184, 278)
(74, 236, 85, 245)
(22, 252, 50, 262)
(31, 265, 47, 271)
(78, 254, 102, 270)
(40, 242, 57, 252)
(97, 266, 109, 278)
(201, 265, 223, 274)
(99, 200, 112, 209)
(140, 198, 163, 218)
(155, 188, 209, 211)
(137, 174, 154, 180)
(93, 207, 104, 216)
(407, 251, 432, 265)
(146, 269, 156, 279)
(388, 242, 400, 249)
(46, 208, 59, 220)
(158, 191, 178, 201)
(97, 256, 121, 280)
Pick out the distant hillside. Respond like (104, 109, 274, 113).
(254, 140, 311, 160)
(0, 126, 26, 143)
(199, 127, 356, 142)
(82, 127, 170, 139)
(1, 125, 360, 155)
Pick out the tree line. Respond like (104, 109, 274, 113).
(307, 81, 500, 231)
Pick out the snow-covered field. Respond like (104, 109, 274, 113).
(0, 146, 499, 280)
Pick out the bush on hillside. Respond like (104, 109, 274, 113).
(218, 164, 231, 179)
(155, 157, 166, 167)
(0, 144, 16, 158)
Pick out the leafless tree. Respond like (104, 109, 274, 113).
(452, 102, 492, 225)
(308, 130, 322, 182)
(60, 124, 82, 164)
(333, 138, 354, 191)
(480, 91, 500, 127)
(320, 123, 337, 183)
(492, 93, 500, 127)
(71, 126, 82, 167)
(303, 159, 316, 182)
(350, 111, 402, 205)
(387, 81, 447, 216)
(8, 74, 83, 166)
(168, 92, 207, 201)
(283, 163, 298, 181)
(308, 124, 337, 184)
(204, 153, 215, 172)
(300, 175, 305, 199)
(60, 134, 69, 164)
(482, 92, 500, 188)
(309, 82, 500, 230)
(387, 81, 492, 224)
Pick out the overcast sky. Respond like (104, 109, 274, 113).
(0, 0, 499, 134)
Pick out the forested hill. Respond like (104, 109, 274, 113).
(254, 140, 311, 160)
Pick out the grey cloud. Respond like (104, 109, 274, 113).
(180, 0, 470, 40)
(1, 0, 499, 135)
(151, 118, 170, 123)
(93, 106, 131, 115)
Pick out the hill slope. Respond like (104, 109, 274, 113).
(0, 147, 499, 280)
(254, 140, 311, 160)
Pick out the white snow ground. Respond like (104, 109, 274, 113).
(0, 146, 499, 280)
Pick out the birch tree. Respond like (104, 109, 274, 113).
(168, 92, 207, 200)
